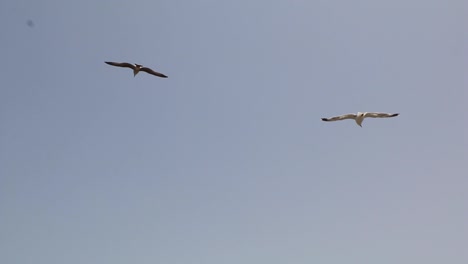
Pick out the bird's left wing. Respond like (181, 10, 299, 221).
(105, 61, 136, 69)
(321, 113, 356, 122)
(140, 67, 168, 78)
(364, 112, 399, 118)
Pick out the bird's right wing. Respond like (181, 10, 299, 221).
(364, 112, 399, 118)
(321, 113, 356, 122)
(105, 61, 135, 69)
(140, 67, 168, 78)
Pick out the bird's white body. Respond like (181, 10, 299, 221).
(354, 112, 366, 127)
(321, 112, 399, 127)
(132, 64, 143, 76)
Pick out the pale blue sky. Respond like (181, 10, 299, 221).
(0, 1, 467, 263)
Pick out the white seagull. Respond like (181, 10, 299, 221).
(105, 61, 168, 78)
(321, 112, 399, 127)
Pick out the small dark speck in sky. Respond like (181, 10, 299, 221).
(27, 20, 34, 27)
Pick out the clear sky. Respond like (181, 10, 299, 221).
(1, 1, 466, 263)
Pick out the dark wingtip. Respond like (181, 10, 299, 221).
(321, 118, 328, 121)
(392, 113, 400, 117)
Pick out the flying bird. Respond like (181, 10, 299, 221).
(105, 61, 168, 78)
(321, 112, 399, 127)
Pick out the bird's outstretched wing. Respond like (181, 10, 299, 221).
(140, 67, 168, 78)
(364, 112, 399, 118)
(321, 113, 357, 122)
(105, 61, 136, 69)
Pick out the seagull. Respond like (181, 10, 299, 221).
(321, 112, 399, 127)
(105, 61, 168, 78)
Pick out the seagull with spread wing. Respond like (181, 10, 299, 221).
(105, 61, 168, 78)
(321, 112, 399, 127)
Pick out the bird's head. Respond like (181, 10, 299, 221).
(135, 64, 142, 68)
